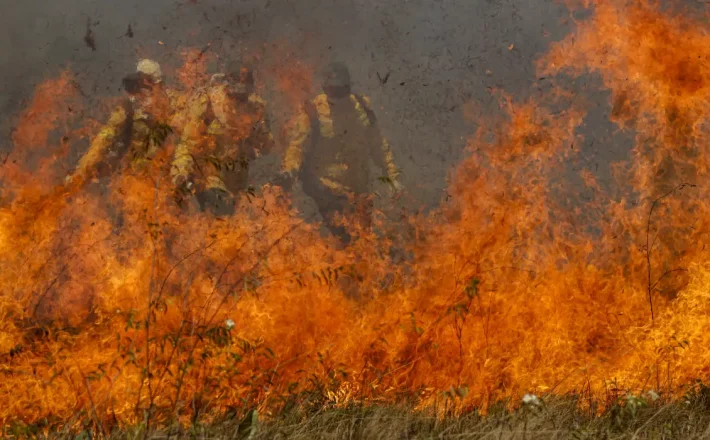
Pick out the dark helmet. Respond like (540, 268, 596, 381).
(223, 65, 255, 100)
(221, 61, 255, 87)
(238, 66, 255, 89)
(122, 72, 154, 95)
(322, 62, 351, 96)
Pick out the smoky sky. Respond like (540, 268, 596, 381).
(0, 0, 573, 207)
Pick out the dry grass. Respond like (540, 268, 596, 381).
(18, 391, 710, 440)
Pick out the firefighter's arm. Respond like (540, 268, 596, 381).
(257, 119, 276, 155)
(170, 92, 209, 185)
(380, 137, 402, 188)
(202, 84, 227, 146)
(67, 106, 128, 185)
(250, 95, 275, 154)
(360, 96, 401, 187)
(281, 107, 311, 176)
(170, 138, 195, 187)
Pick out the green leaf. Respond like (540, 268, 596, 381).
(465, 278, 480, 299)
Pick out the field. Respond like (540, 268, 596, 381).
(14, 393, 710, 439)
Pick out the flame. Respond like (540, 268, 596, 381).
(3, 71, 81, 194)
(541, 0, 710, 193)
(3, 0, 710, 431)
(176, 48, 212, 90)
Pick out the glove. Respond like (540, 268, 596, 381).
(389, 179, 404, 196)
(173, 174, 197, 208)
(64, 173, 84, 189)
(173, 174, 195, 192)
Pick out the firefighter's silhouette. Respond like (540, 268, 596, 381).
(66, 59, 173, 187)
(171, 67, 274, 216)
(279, 62, 402, 242)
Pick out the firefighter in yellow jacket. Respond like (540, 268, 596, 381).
(279, 62, 402, 242)
(171, 67, 274, 216)
(66, 59, 174, 188)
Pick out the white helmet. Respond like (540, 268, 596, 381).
(136, 59, 163, 83)
(210, 73, 227, 84)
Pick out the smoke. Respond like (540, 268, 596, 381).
(1, 0, 570, 207)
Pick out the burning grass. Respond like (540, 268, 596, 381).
(3, 0, 710, 436)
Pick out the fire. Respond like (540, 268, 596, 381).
(4, 71, 81, 193)
(3, 0, 710, 432)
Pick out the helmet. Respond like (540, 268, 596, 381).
(136, 59, 163, 83)
(231, 83, 249, 96)
(210, 73, 228, 85)
(211, 72, 248, 98)
(238, 66, 255, 88)
(322, 62, 351, 89)
(122, 72, 152, 95)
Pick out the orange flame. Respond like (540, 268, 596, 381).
(4, 0, 710, 431)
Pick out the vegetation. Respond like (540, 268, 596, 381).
(10, 390, 710, 439)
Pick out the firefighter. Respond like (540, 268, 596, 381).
(66, 59, 173, 187)
(278, 62, 402, 242)
(170, 67, 274, 216)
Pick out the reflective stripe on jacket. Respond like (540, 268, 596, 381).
(282, 93, 400, 186)
(170, 84, 273, 192)
(71, 86, 177, 183)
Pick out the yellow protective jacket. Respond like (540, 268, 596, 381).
(169, 88, 211, 187)
(70, 86, 176, 185)
(282, 93, 399, 195)
(170, 84, 273, 193)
